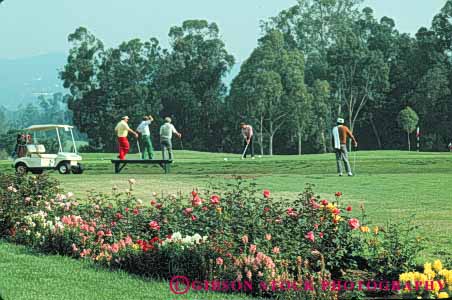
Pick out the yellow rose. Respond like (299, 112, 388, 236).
(434, 260, 443, 272)
(438, 292, 449, 299)
(216, 207, 223, 214)
(360, 226, 370, 233)
(373, 226, 379, 235)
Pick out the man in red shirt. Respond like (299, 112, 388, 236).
(332, 118, 358, 176)
(240, 122, 255, 159)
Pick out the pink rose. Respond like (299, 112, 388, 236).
(192, 195, 203, 207)
(111, 243, 119, 253)
(210, 195, 220, 205)
(265, 234, 272, 241)
(191, 215, 197, 221)
(183, 208, 193, 215)
(348, 218, 360, 230)
(216, 257, 224, 266)
(305, 231, 315, 242)
(97, 230, 105, 238)
(149, 220, 160, 231)
(250, 244, 257, 254)
(242, 235, 249, 244)
(263, 190, 271, 198)
(319, 232, 324, 238)
(272, 247, 280, 254)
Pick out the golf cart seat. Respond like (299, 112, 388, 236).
(27, 144, 58, 159)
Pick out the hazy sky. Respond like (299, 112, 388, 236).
(0, 0, 447, 62)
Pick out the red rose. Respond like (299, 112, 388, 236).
(191, 190, 197, 197)
(210, 195, 220, 205)
(263, 190, 271, 198)
(263, 207, 270, 213)
(332, 208, 340, 215)
(335, 192, 342, 197)
(133, 208, 139, 215)
(305, 231, 315, 242)
(319, 232, 324, 238)
(348, 218, 360, 230)
(150, 200, 156, 206)
(191, 215, 197, 221)
(321, 200, 328, 206)
(115, 212, 123, 220)
(346, 206, 352, 212)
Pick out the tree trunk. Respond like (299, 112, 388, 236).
(298, 131, 302, 155)
(259, 116, 264, 156)
(269, 120, 273, 156)
(321, 131, 327, 153)
(369, 113, 382, 149)
(407, 132, 411, 151)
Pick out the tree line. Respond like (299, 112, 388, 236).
(56, 0, 452, 153)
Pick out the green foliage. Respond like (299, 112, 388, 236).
(397, 107, 419, 151)
(0, 174, 62, 236)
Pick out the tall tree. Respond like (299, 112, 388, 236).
(229, 31, 308, 155)
(155, 20, 235, 151)
(397, 107, 419, 151)
(61, 28, 162, 151)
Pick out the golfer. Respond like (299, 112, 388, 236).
(332, 118, 358, 176)
(240, 122, 255, 159)
(136, 115, 154, 159)
(160, 117, 181, 160)
(115, 116, 138, 160)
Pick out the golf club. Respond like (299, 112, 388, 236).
(353, 145, 357, 175)
(241, 142, 249, 159)
(180, 138, 184, 151)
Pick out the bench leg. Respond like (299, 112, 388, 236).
(115, 163, 120, 174)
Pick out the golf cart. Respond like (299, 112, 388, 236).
(12, 124, 83, 175)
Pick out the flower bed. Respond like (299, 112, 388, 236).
(0, 174, 434, 299)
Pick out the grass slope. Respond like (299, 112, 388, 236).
(0, 242, 250, 300)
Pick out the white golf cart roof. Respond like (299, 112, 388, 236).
(24, 124, 74, 131)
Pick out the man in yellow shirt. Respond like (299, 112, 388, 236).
(115, 116, 138, 160)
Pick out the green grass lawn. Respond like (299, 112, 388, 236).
(1, 150, 451, 299)
(0, 242, 251, 300)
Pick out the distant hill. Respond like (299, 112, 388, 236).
(0, 53, 241, 109)
(0, 53, 67, 109)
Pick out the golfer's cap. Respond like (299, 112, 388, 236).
(337, 118, 345, 124)
(164, 117, 172, 123)
(122, 116, 129, 120)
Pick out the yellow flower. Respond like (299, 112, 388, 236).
(424, 262, 433, 273)
(373, 226, 379, 235)
(216, 207, 223, 214)
(360, 226, 370, 233)
(434, 260, 443, 272)
(326, 203, 337, 212)
(434, 281, 441, 293)
(438, 292, 449, 299)
(132, 244, 140, 250)
(332, 214, 342, 222)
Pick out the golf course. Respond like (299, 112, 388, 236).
(0, 150, 451, 300)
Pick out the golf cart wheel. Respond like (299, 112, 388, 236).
(31, 169, 44, 175)
(71, 163, 84, 174)
(15, 163, 28, 175)
(57, 162, 71, 174)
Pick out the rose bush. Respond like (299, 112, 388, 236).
(0, 174, 425, 299)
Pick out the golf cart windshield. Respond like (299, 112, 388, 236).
(24, 125, 78, 154)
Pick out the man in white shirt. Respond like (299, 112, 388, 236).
(159, 117, 181, 160)
(240, 122, 255, 159)
(136, 115, 154, 159)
